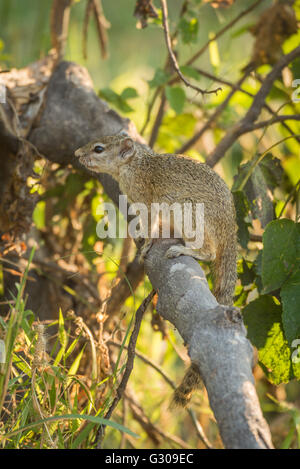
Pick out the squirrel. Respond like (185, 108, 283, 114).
(75, 133, 237, 407)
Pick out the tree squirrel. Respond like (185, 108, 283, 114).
(75, 133, 237, 407)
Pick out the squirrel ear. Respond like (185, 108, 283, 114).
(119, 137, 135, 160)
(118, 129, 129, 137)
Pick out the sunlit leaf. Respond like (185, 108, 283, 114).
(165, 86, 185, 114)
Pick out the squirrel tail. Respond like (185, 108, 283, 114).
(212, 228, 237, 306)
(171, 363, 202, 408)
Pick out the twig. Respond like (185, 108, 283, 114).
(249, 114, 300, 131)
(166, 0, 264, 90)
(184, 0, 264, 69)
(149, 91, 167, 148)
(91, 0, 110, 60)
(249, 233, 263, 242)
(108, 340, 175, 389)
(82, 0, 110, 60)
(96, 289, 156, 447)
(82, 0, 94, 60)
(206, 45, 300, 166)
(160, 0, 221, 97)
(50, 0, 72, 62)
(277, 178, 300, 220)
(119, 398, 128, 449)
(192, 67, 300, 144)
(140, 86, 162, 136)
(176, 72, 250, 154)
(140, 0, 190, 137)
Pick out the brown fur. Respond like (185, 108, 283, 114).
(75, 134, 238, 405)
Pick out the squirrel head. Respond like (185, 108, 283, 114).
(75, 134, 136, 176)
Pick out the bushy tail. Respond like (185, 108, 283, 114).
(171, 364, 202, 408)
(212, 231, 237, 306)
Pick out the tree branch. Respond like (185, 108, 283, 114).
(148, 91, 167, 147)
(91, 0, 110, 60)
(206, 45, 300, 167)
(192, 67, 300, 144)
(176, 72, 250, 154)
(160, 0, 221, 96)
(50, 0, 72, 62)
(185, 0, 264, 69)
(144, 239, 274, 449)
(167, 0, 264, 89)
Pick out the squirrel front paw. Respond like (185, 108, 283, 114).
(165, 245, 184, 259)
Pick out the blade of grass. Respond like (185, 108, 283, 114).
(2, 413, 139, 441)
(0, 247, 36, 414)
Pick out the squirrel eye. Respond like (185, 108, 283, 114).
(94, 145, 104, 154)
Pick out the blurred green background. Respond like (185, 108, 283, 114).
(0, 0, 271, 135)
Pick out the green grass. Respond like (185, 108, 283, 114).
(0, 249, 139, 449)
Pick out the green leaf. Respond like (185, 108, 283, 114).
(33, 201, 46, 230)
(68, 345, 86, 377)
(280, 424, 296, 449)
(71, 422, 95, 449)
(178, 16, 198, 44)
(259, 153, 283, 191)
(165, 86, 185, 114)
(281, 222, 300, 344)
(262, 219, 300, 294)
(238, 259, 256, 286)
(98, 88, 133, 113)
(12, 353, 32, 377)
(254, 250, 263, 293)
(281, 270, 300, 344)
(243, 296, 293, 384)
(233, 158, 276, 229)
(157, 112, 197, 152)
(98, 87, 120, 103)
(232, 190, 251, 249)
(53, 345, 65, 367)
(148, 69, 170, 88)
(180, 65, 201, 81)
(121, 87, 138, 100)
(58, 308, 68, 350)
(65, 333, 82, 360)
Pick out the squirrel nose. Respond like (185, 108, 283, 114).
(74, 148, 82, 158)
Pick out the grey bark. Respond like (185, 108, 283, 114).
(0, 60, 274, 448)
(145, 239, 274, 449)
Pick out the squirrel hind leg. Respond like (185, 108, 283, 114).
(165, 244, 215, 262)
(171, 363, 202, 409)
